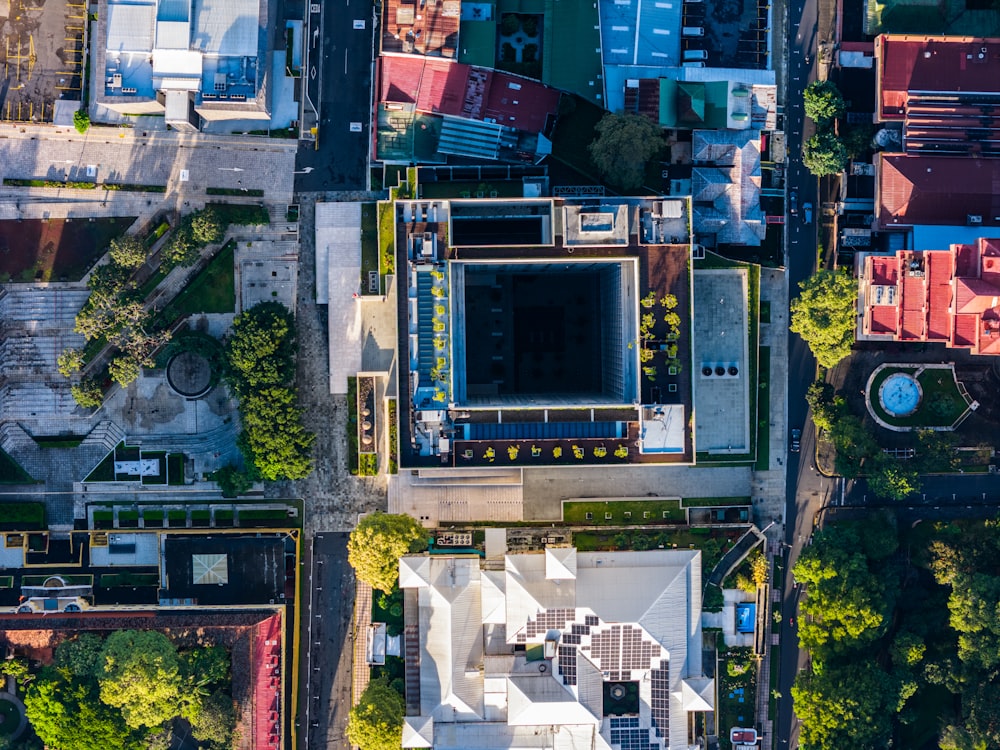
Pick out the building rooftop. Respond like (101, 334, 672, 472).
(599, 0, 682, 68)
(877, 35, 1000, 120)
(691, 130, 766, 247)
(859, 238, 1000, 354)
(877, 154, 1000, 228)
(398, 547, 711, 750)
(381, 0, 461, 57)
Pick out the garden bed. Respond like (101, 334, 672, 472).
(0, 449, 33, 484)
(716, 647, 758, 749)
(0, 502, 44, 530)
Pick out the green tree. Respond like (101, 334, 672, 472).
(88, 262, 132, 295)
(0, 657, 32, 687)
(803, 80, 845, 124)
(790, 269, 857, 369)
(108, 236, 147, 269)
(25, 672, 144, 750)
(225, 302, 297, 394)
(162, 226, 198, 269)
(867, 453, 920, 500)
(826, 413, 877, 477)
(180, 646, 229, 690)
(189, 691, 235, 747)
(71, 379, 105, 409)
(803, 129, 849, 176)
(939, 725, 989, 750)
(805, 379, 841, 433)
(917, 429, 958, 472)
(54, 634, 104, 678)
(238, 387, 315, 481)
(108, 356, 143, 388)
(843, 123, 875, 159)
(791, 664, 896, 750)
(57, 348, 84, 377)
(211, 464, 255, 498)
(346, 678, 405, 750)
(98, 631, 185, 730)
(189, 207, 224, 245)
(348, 512, 427, 593)
(73, 109, 90, 134)
(588, 113, 664, 190)
(890, 631, 926, 669)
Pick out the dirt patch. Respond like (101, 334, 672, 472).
(0, 0, 84, 122)
(0, 216, 136, 281)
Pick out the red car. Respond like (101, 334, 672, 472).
(730, 728, 758, 744)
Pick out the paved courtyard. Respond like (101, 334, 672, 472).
(0, 127, 296, 202)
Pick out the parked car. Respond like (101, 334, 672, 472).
(682, 61, 705, 67)
(790, 428, 801, 453)
(803, 202, 813, 224)
(683, 49, 709, 60)
(789, 189, 798, 215)
(730, 727, 758, 744)
(682, 26, 705, 36)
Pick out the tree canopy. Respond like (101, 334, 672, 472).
(588, 113, 664, 190)
(24, 630, 234, 750)
(224, 302, 314, 482)
(347, 678, 405, 750)
(108, 235, 147, 270)
(802, 130, 849, 176)
(348, 512, 427, 593)
(867, 453, 920, 500)
(790, 269, 857, 368)
(803, 80, 846, 124)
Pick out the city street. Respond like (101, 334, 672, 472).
(294, 0, 375, 191)
(298, 533, 355, 750)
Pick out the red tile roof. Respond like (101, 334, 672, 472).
(877, 35, 1000, 120)
(379, 56, 560, 134)
(861, 238, 1000, 354)
(381, 0, 460, 57)
(252, 613, 283, 750)
(877, 154, 1000, 228)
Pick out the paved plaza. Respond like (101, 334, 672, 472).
(0, 126, 296, 203)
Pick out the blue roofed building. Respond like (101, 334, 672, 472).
(94, 0, 276, 128)
(599, 0, 684, 68)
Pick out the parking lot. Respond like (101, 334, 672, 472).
(680, 0, 772, 69)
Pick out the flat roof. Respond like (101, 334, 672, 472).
(162, 534, 287, 605)
(599, 0, 682, 67)
(546, 0, 604, 103)
(692, 268, 750, 455)
(877, 35, 1000, 120)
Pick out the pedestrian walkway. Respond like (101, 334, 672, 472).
(351, 580, 373, 704)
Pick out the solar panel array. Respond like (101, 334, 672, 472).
(650, 658, 670, 738)
(609, 717, 658, 750)
(558, 644, 578, 685)
(518, 608, 577, 641)
(586, 624, 661, 681)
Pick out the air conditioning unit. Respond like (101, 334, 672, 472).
(968, 214, 983, 225)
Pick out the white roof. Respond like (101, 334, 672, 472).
(107, 2, 155, 54)
(192, 553, 228, 584)
(404, 547, 709, 750)
(402, 716, 434, 748)
(152, 48, 203, 78)
(192, 0, 259, 56)
(155, 19, 190, 49)
(314, 202, 362, 393)
(507, 675, 599, 726)
(545, 547, 577, 580)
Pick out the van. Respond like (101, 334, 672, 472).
(682, 26, 705, 36)
(683, 49, 708, 60)
(682, 61, 705, 67)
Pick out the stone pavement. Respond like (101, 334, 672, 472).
(0, 125, 296, 203)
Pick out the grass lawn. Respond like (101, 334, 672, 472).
(209, 203, 270, 227)
(868, 366, 970, 428)
(84, 443, 122, 482)
(716, 648, 757, 750)
(0, 502, 44, 529)
(377, 202, 395, 277)
(167, 453, 185, 485)
(755, 346, 771, 471)
(160, 239, 236, 321)
(168, 510, 188, 526)
(118, 510, 139, 527)
(361, 203, 379, 293)
(100, 572, 159, 587)
(191, 509, 210, 527)
(0, 449, 33, 484)
(143, 509, 163, 527)
(563, 499, 686, 525)
(93, 510, 114, 529)
(32, 435, 84, 448)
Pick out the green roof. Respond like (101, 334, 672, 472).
(659, 79, 733, 130)
(543, 0, 604, 104)
(458, 16, 497, 67)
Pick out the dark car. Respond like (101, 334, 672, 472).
(790, 428, 801, 453)
(803, 202, 813, 224)
(789, 189, 798, 215)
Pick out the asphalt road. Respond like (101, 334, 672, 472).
(294, 0, 375, 191)
(299, 532, 355, 750)
(773, 0, 823, 742)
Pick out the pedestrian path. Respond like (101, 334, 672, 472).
(351, 580, 373, 704)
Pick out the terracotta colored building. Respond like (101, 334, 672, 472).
(859, 238, 1000, 355)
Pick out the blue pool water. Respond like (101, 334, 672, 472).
(880, 373, 921, 417)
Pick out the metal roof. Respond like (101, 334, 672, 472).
(106, 2, 155, 54)
(192, 0, 259, 56)
(599, 0, 682, 67)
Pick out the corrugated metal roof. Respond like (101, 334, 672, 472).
(192, 0, 259, 57)
(107, 2, 155, 54)
(878, 154, 1000, 228)
(156, 20, 190, 50)
(599, 0, 682, 67)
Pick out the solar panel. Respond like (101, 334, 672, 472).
(558, 644, 577, 685)
(650, 658, 670, 738)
